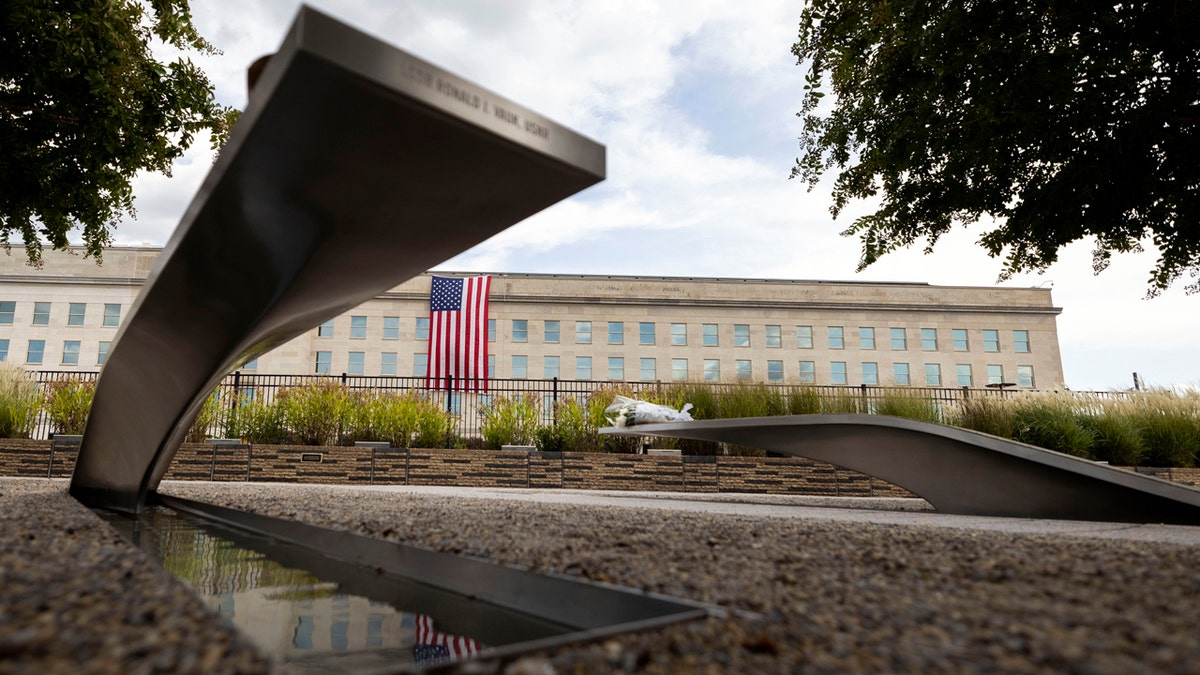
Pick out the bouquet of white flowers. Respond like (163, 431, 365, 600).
(604, 396, 694, 427)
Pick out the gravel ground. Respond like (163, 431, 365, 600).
(159, 481, 1200, 674)
(0, 478, 279, 674)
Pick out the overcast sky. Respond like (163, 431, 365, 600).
(115, 0, 1198, 391)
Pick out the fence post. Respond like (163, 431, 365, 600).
(444, 376, 454, 449)
(552, 377, 559, 425)
(229, 370, 241, 429)
(859, 383, 868, 412)
(962, 386, 970, 401)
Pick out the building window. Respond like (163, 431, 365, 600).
(576, 321, 592, 344)
(983, 329, 1000, 352)
(512, 355, 528, 378)
(607, 322, 623, 345)
(315, 351, 331, 374)
(924, 363, 942, 386)
(414, 353, 428, 376)
(608, 356, 624, 380)
(349, 316, 366, 339)
(893, 363, 910, 385)
(987, 364, 1003, 385)
(765, 325, 781, 348)
(544, 320, 560, 343)
(0, 301, 14, 324)
(318, 319, 334, 337)
(767, 360, 784, 383)
(32, 302, 50, 325)
(702, 323, 718, 346)
(639, 322, 655, 345)
(97, 341, 110, 366)
(61, 340, 80, 366)
(103, 303, 121, 327)
(383, 316, 399, 340)
(952, 329, 969, 351)
(798, 361, 816, 383)
(294, 615, 314, 650)
(828, 326, 844, 349)
(347, 351, 365, 375)
(703, 359, 720, 381)
(1013, 330, 1030, 353)
(68, 303, 86, 326)
(242, 357, 258, 370)
(797, 325, 813, 349)
(859, 327, 875, 350)
(640, 358, 656, 380)
(735, 359, 752, 380)
(576, 356, 592, 379)
(26, 340, 45, 365)
(734, 324, 750, 347)
(415, 318, 429, 340)
(890, 327, 907, 350)
(512, 319, 528, 343)
(0, 339, 7, 362)
(488, 318, 496, 342)
(921, 328, 937, 351)
(1017, 365, 1035, 388)
(380, 352, 397, 375)
(487, 354, 495, 378)
(544, 355, 560, 379)
(831, 361, 847, 385)
(863, 362, 878, 385)
(671, 323, 687, 346)
(672, 358, 688, 380)
(956, 364, 972, 386)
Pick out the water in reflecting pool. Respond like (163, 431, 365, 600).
(99, 507, 570, 673)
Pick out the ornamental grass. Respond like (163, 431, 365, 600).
(0, 363, 39, 438)
(43, 378, 95, 436)
(480, 393, 541, 449)
(873, 389, 943, 424)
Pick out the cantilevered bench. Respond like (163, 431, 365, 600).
(603, 415, 1200, 525)
(71, 7, 605, 512)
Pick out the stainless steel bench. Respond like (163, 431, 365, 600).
(603, 414, 1200, 524)
(71, 7, 605, 512)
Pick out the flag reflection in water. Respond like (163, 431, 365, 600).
(413, 613, 483, 665)
(131, 508, 488, 667)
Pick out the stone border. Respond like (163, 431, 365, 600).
(7, 439, 1199, 499)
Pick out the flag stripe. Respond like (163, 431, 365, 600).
(426, 275, 490, 391)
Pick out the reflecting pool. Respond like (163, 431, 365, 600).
(99, 507, 571, 672)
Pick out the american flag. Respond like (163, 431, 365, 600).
(412, 614, 484, 665)
(426, 275, 491, 391)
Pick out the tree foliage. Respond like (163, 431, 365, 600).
(0, 0, 238, 264)
(793, 0, 1200, 296)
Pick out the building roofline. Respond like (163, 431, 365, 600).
(431, 269, 933, 287)
(20, 245, 1054, 295)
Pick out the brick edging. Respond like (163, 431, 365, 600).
(10, 440, 1197, 497)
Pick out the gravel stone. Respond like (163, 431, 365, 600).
(159, 480, 1200, 674)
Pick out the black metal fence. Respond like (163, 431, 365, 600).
(27, 369, 1098, 442)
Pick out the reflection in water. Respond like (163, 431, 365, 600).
(99, 508, 485, 672)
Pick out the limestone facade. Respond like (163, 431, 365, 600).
(0, 246, 1065, 389)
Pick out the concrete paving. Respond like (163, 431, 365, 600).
(354, 484, 1200, 546)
